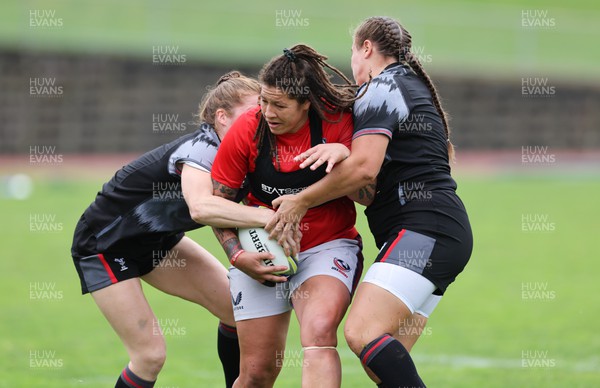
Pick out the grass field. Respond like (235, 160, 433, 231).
(1, 166, 599, 387)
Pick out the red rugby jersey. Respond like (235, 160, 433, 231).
(212, 106, 358, 251)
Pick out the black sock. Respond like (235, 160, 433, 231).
(115, 365, 155, 388)
(360, 334, 425, 388)
(218, 322, 240, 388)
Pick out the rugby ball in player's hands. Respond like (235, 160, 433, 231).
(238, 227, 298, 276)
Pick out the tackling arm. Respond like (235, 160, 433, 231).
(295, 134, 388, 207)
(181, 164, 273, 228)
(266, 134, 388, 239)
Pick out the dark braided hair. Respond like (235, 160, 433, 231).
(355, 17, 455, 161)
(255, 44, 357, 167)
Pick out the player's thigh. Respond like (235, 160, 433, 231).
(292, 275, 350, 346)
(344, 282, 416, 354)
(91, 278, 164, 355)
(394, 312, 428, 352)
(142, 236, 232, 322)
(346, 261, 439, 351)
(237, 312, 291, 375)
(289, 237, 361, 343)
(229, 267, 293, 379)
(395, 293, 442, 351)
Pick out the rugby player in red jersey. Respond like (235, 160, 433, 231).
(211, 45, 373, 388)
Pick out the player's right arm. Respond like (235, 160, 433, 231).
(293, 142, 377, 206)
(210, 118, 288, 283)
(211, 178, 288, 284)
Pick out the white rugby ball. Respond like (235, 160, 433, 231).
(238, 227, 298, 276)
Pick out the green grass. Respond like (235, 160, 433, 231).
(1, 173, 599, 387)
(0, 0, 599, 82)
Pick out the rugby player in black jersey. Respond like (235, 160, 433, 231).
(267, 17, 473, 387)
(71, 72, 283, 388)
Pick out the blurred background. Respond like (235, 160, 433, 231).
(1, 0, 599, 387)
(1, 0, 599, 154)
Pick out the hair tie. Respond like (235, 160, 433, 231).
(283, 48, 296, 62)
(217, 71, 240, 85)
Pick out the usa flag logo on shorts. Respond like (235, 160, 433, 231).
(334, 258, 351, 272)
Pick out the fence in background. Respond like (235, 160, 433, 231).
(1, 50, 599, 154)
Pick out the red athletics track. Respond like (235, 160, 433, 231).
(1, 150, 599, 180)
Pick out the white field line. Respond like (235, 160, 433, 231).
(336, 348, 600, 372)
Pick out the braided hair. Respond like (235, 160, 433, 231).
(354, 17, 455, 161)
(255, 44, 357, 167)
